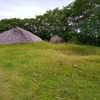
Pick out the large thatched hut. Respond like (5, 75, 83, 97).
(0, 27, 42, 44)
(50, 35, 64, 43)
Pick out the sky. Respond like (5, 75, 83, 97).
(0, 0, 75, 20)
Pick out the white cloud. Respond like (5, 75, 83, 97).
(0, 0, 75, 20)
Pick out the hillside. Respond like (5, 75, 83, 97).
(0, 41, 100, 100)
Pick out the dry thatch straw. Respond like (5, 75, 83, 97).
(0, 26, 42, 44)
(50, 35, 64, 43)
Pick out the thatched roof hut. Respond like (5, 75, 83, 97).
(0, 27, 42, 44)
(50, 35, 64, 43)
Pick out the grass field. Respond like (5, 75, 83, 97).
(0, 41, 100, 100)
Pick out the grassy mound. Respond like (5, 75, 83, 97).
(0, 41, 100, 100)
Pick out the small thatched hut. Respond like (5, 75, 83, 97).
(50, 35, 64, 43)
(0, 27, 42, 44)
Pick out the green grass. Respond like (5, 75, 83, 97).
(0, 41, 100, 100)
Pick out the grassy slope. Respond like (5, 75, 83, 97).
(0, 41, 100, 100)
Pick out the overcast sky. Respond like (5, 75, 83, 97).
(0, 0, 75, 20)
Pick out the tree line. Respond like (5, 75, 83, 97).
(0, 0, 100, 46)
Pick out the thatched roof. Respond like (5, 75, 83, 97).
(50, 35, 64, 43)
(0, 27, 42, 44)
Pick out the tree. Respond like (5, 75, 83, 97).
(68, 0, 100, 45)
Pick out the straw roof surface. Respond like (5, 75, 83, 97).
(50, 35, 64, 43)
(0, 27, 42, 44)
